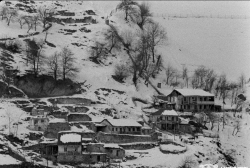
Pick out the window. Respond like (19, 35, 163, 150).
(128, 128, 131, 131)
(137, 127, 140, 131)
(64, 146, 67, 152)
(41, 119, 44, 123)
(116, 150, 119, 156)
(116, 128, 118, 131)
(133, 128, 135, 131)
(112, 128, 114, 131)
(34, 120, 38, 125)
(200, 97, 202, 101)
(75, 147, 78, 151)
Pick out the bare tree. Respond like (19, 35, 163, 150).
(32, 14, 40, 31)
(37, 6, 54, 28)
(165, 64, 176, 85)
(204, 69, 217, 92)
(60, 47, 79, 80)
(182, 66, 189, 88)
(46, 51, 60, 80)
(104, 26, 121, 53)
(0, 6, 9, 20)
(116, 0, 138, 21)
(24, 15, 33, 33)
(17, 14, 26, 29)
(135, 2, 152, 30)
(5, 8, 18, 26)
(238, 73, 246, 89)
(25, 38, 46, 76)
(89, 41, 107, 64)
(145, 21, 167, 63)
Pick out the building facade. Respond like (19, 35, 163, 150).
(100, 119, 142, 135)
(167, 89, 215, 112)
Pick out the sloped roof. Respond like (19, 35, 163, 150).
(60, 133, 81, 143)
(174, 89, 214, 96)
(162, 109, 178, 116)
(151, 107, 172, 116)
(102, 119, 142, 127)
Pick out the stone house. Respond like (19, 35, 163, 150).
(167, 89, 215, 112)
(28, 115, 49, 131)
(57, 132, 83, 163)
(67, 113, 92, 122)
(57, 132, 107, 164)
(44, 119, 70, 139)
(100, 119, 142, 135)
(31, 105, 51, 116)
(103, 144, 125, 159)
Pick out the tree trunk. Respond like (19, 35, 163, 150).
(54, 70, 57, 81)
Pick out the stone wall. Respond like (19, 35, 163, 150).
(67, 113, 91, 122)
(57, 153, 106, 164)
(49, 97, 91, 105)
(96, 132, 158, 144)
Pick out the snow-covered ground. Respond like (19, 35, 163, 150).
(0, 1, 249, 167)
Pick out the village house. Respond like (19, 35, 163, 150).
(100, 119, 142, 135)
(167, 89, 215, 112)
(57, 132, 126, 164)
(149, 107, 172, 123)
(44, 119, 70, 139)
(57, 132, 84, 163)
(28, 115, 49, 131)
(149, 109, 180, 131)
(103, 144, 125, 160)
(160, 109, 180, 131)
(31, 105, 51, 116)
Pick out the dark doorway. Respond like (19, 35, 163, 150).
(97, 155, 100, 162)
(162, 124, 166, 130)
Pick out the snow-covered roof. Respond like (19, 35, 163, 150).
(162, 110, 179, 116)
(102, 119, 142, 127)
(104, 144, 122, 149)
(60, 133, 81, 143)
(174, 89, 214, 97)
(71, 125, 94, 133)
(49, 118, 67, 123)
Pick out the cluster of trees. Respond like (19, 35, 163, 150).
(0, 5, 54, 32)
(116, 0, 152, 30)
(90, 0, 167, 87)
(24, 38, 78, 80)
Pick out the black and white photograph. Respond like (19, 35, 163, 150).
(0, 0, 249, 167)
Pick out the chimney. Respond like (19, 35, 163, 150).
(157, 83, 161, 88)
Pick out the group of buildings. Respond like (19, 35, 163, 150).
(25, 88, 218, 165)
(26, 97, 156, 165)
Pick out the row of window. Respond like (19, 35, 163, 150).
(111, 127, 140, 132)
(161, 116, 177, 121)
(181, 105, 211, 110)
